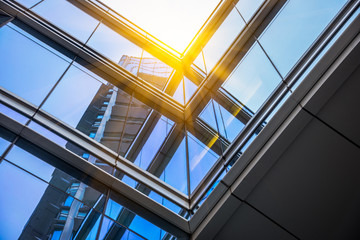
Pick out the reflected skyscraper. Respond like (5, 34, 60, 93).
(17, 56, 173, 240)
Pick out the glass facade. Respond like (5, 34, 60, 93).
(0, 0, 356, 239)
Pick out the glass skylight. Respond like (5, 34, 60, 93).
(99, 0, 221, 52)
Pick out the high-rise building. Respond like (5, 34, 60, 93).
(0, 0, 359, 239)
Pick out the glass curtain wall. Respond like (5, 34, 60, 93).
(0, 0, 355, 238)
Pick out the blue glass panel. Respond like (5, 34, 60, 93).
(184, 76, 197, 103)
(51, 230, 62, 240)
(87, 23, 142, 65)
(0, 161, 48, 239)
(5, 145, 55, 182)
(173, 78, 185, 104)
(203, 8, 246, 73)
(173, 76, 198, 104)
(236, 0, 264, 22)
(133, 116, 173, 170)
(0, 126, 16, 157)
(64, 196, 74, 207)
(199, 100, 217, 131)
(213, 101, 245, 142)
(137, 51, 173, 90)
(27, 121, 68, 147)
(98, 216, 144, 240)
(129, 216, 161, 240)
(85, 216, 101, 240)
(0, 24, 71, 106)
(259, 0, 347, 76)
(223, 43, 282, 113)
(32, 0, 99, 43)
(188, 132, 219, 193)
(193, 51, 206, 73)
(161, 138, 188, 194)
(291, 7, 360, 93)
(0, 136, 11, 156)
(0, 103, 29, 124)
(105, 199, 123, 220)
(14, 0, 41, 8)
(41, 65, 103, 128)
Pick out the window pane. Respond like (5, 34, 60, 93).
(188, 132, 220, 193)
(184, 76, 197, 103)
(98, 216, 145, 240)
(0, 160, 104, 239)
(193, 51, 206, 73)
(87, 23, 142, 65)
(0, 103, 29, 124)
(203, 8, 245, 73)
(213, 100, 245, 142)
(0, 126, 16, 157)
(259, 0, 347, 76)
(13, 0, 41, 8)
(173, 76, 198, 104)
(137, 51, 173, 90)
(200, 99, 245, 143)
(0, 24, 71, 106)
(173, 78, 185, 105)
(32, 0, 99, 43)
(160, 136, 188, 194)
(5, 145, 55, 182)
(105, 194, 174, 240)
(236, 0, 265, 23)
(0, 161, 48, 240)
(41, 65, 104, 128)
(222, 43, 282, 113)
(131, 115, 174, 170)
(4, 137, 107, 210)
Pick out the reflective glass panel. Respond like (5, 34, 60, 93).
(0, 126, 16, 156)
(98, 216, 145, 240)
(32, 0, 99, 43)
(87, 23, 142, 65)
(259, 0, 347, 76)
(222, 43, 282, 113)
(138, 51, 173, 90)
(4, 138, 107, 210)
(200, 99, 245, 143)
(236, 0, 265, 23)
(131, 115, 174, 170)
(105, 194, 174, 240)
(41, 65, 106, 128)
(5, 145, 56, 182)
(0, 23, 71, 106)
(184, 76, 197, 103)
(0, 103, 29, 124)
(173, 76, 198, 105)
(203, 7, 245, 73)
(193, 51, 206, 73)
(0, 161, 50, 239)
(0, 160, 104, 239)
(188, 132, 220, 193)
(213, 100, 245, 142)
(173, 78, 185, 105)
(13, 0, 41, 8)
(116, 98, 151, 157)
(159, 135, 188, 194)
